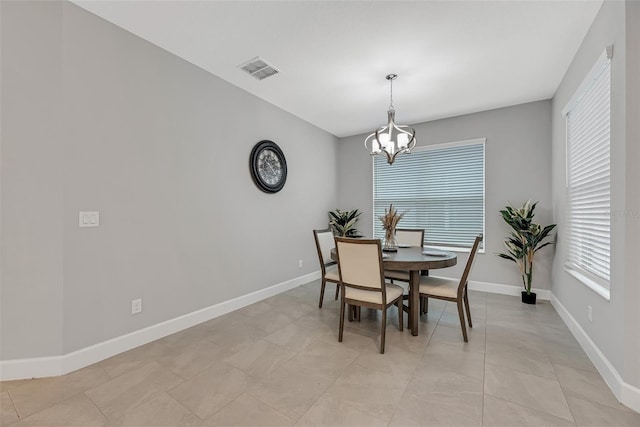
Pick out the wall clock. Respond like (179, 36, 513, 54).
(249, 140, 287, 193)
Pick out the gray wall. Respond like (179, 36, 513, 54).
(1, 0, 65, 360)
(338, 100, 554, 289)
(1, 1, 339, 359)
(551, 0, 640, 389)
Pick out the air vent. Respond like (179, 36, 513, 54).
(238, 57, 279, 80)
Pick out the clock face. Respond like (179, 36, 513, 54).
(250, 140, 287, 193)
(257, 149, 283, 185)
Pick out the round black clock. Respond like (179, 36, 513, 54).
(249, 140, 287, 193)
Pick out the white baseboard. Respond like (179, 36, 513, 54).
(0, 355, 64, 381)
(0, 271, 321, 381)
(551, 293, 640, 413)
(468, 279, 551, 300)
(426, 276, 551, 301)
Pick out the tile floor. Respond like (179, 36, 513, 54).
(2, 280, 639, 426)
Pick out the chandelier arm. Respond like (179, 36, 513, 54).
(407, 136, 417, 150)
(384, 149, 394, 164)
(394, 124, 417, 138)
(364, 132, 375, 149)
(389, 150, 401, 164)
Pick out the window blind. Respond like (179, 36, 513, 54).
(564, 47, 612, 297)
(373, 139, 485, 250)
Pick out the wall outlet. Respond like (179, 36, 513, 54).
(587, 305, 593, 322)
(132, 298, 142, 315)
(298, 259, 303, 268)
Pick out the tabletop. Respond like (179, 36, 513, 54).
(381, 246, 457, 270)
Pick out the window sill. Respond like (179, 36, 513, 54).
(564, 265, 610, 301)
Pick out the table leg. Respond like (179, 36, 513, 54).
(410, 270, 419, 336)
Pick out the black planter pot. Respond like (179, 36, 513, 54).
(521, 291, 537, 305)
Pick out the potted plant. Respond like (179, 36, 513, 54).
(328, 209, 362, 237)
(378, 204, 406, 252)
(496, 200, 556, 304)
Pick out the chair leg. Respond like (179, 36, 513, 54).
(421, 296, 429, 314)
(335, 283, 339, 300)
(397, 299, 403, 331)
(380, 307, 387, 354)
(319, 278, 326, 308)
(421, 272, 429, 315)
(464, 288, 472, 328)
(457, 300, 468, 342)
(347, 304, 360, 322)
(339, 300, 345, 343)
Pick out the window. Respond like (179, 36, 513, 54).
(563, 46, 612, 300)
(373, 138, 485, 251)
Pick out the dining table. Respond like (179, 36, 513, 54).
(332, 245, 457, 336)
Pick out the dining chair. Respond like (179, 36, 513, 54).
(313, 228, 340, 308)
(395, 228, 425, 247)
(384, 228, 425, 283)
(334, 237, 404, 354)
(418, 234, 483, 342)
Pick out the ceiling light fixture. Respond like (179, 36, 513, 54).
(365, 74, 417, 165)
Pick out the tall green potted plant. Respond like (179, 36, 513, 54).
(328, 209, 362, 237)
(496, 200, 556, 304)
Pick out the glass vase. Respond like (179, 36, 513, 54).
(383, 228, 398, 252)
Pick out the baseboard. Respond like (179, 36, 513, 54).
(0, 271, 321, 381)
(468, 280, 550, 300)
(0, 355, 65, 381)
(426, 276, 551, 301)
(551, 293, 640, 413)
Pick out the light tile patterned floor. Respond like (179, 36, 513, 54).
(2, 281, 639, 426)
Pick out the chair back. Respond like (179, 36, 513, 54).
(457, 234, 483, 297)
(313, 229, 336, 274)
(335, 237, 385, 293)
(395, 228, 425, 247)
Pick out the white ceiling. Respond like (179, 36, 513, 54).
(71, 0, 603, 138)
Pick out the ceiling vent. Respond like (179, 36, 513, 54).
(238, 57, 279, 80)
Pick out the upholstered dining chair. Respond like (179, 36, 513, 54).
(418, 234, 483, 342)
(384, 228, 425, 283)
(334, 237, 404, 354)
(396, 229, 425, 247)
(313, 228, 340, 308)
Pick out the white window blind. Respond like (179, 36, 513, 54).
(373, 139, 485, 250)
(563, 47, 612, 299)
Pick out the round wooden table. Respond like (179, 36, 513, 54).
(332, 246, 457, 336)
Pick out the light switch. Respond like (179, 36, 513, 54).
(79, 211, 99, 228)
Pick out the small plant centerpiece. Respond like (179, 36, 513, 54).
(497, 200, 557, 304)
(378, 204, 406, 252)
(328, 209, 362, 237)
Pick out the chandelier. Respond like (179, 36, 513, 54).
(364, 74, 417, 165)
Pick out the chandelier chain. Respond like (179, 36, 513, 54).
(387, 74, 396, 111)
